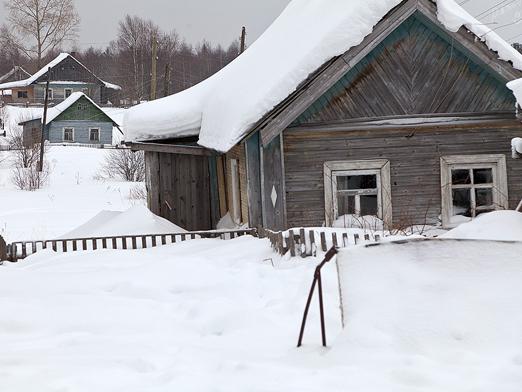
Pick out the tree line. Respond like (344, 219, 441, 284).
(0, 0, 240, 104)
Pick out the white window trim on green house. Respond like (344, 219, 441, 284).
(89, 128, 100, 142)
(324, 159, 392, 228)
(440, 154, 509, 228)
(63, 127, 74, 142)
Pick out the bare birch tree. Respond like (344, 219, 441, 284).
(2, 0, 80, 67)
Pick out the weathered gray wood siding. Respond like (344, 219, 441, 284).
(46, 121, 113, 144)
(145, 151, 212, 231)
(283, 120, 522, 228)
(245, 133, 263, 228)
(34, 83, 101, 104)
(294, 13, 516, 126)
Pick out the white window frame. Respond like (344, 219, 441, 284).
(440, 154, 508, 228)
(324, 159, 392, 228)
(63, 127, 74, 142)
(89, 128, 100, 142)
(229, 159, 241, 224)
(47, 88, 53, 100)
(64, 88, 73, 98)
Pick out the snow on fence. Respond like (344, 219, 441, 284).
(1, 229, 256, 262)
(258, 227, 381, 257)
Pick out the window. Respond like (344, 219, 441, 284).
(64, 88, 73, 98)
(77, 103, 87, 111)
(63, 128, 74, 142)
(89, 128, 100, 142)
(17, 91, 28, 99)
(441, 155, 508, 227)
(324, 160, 392, 228)
(47, 88, 53, 100)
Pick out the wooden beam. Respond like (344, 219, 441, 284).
(286, 112, 521, 133)
(128, 141, 216, 156)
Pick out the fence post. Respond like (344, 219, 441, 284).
(0, 235, 7, 261)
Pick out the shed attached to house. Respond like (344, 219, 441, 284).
(20, 92, 120, 146)
(125, 0, 522, 231)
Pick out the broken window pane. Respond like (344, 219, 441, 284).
(337, 194, 356, 216)
(360, 195, 378, 216)
(475, 188, 493, 207)
(337, 175, 377, 190)
(473, 168, 493, 184)
(451, 169, 471, 185)
(452, 188, 471, 217)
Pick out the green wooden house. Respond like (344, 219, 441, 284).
(21, 92, 121, 146)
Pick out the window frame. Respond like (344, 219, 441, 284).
(440, 154, 508, 228)
(63, 127, 75, 142)
(324, 159, 392, 228)
(17, 90, 28, 99)
(89, 128, 100, 142)
(64, 88, 73, 98)
(47, 88, 53, 100)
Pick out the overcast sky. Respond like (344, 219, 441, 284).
(0, 0, 521, 48)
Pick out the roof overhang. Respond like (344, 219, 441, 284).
(127, 141, 217, 156)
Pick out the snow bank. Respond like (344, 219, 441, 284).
(59, 205, 186, 238)
(512, 137, 522, 156)
(334, 239, 522, 390)
(124, 0, 522, 153)
(441, 210, 522, 241)
(508, 78, 522, 109)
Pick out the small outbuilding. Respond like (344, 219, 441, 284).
(20, 92, 121, 146)
(125, 0, 522, 231)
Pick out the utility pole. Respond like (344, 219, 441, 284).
(38, 67, 51, 173)
(240, 26, 247, 54)
(163, 64, 171, 97)
(150, 34, 158, 100)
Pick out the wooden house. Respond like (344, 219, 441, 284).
(0, 53, 121, 105)
(20, 92, 120, 146)
(0, 66, 32, 104)
(125, 0, 522, 231)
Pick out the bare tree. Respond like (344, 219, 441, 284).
(2, 0, 80, 67)
(100, 148, 145, 182)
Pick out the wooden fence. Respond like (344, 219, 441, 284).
(2, 229, 256, 262)
(258, 227, 382, 257)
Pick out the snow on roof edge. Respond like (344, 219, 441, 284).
(0, 53, 122, 91)
(19, 92, 120, 126)
(124, 0, 522, 153)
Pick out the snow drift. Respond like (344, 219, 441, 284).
(335, 239, 522, 390)
(441, 210, 522, 242)
(59, 205, 186, 239)
(124, 0, 522, 152)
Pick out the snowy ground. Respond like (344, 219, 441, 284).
(0, 146, 143, 242)
(0, 236, 344, 392)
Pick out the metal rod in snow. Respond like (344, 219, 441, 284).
(38, 67, 51, 172)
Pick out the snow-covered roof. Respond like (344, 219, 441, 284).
(20, 92, 120, 126)
(124, 0, 522, 153)
(0, 53, 122, 91)
(0, 66, 32, 84)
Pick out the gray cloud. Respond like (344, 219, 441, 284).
(0, 0, 521, 48)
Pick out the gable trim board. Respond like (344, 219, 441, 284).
(256, 0, 522, 148)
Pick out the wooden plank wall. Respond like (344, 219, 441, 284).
(144, 150, 212, 231)
(245, 133, 263, 227)
(283, 121, 522, 228)
(294, 13, 516, 126)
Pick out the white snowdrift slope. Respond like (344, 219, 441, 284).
(335, 239, 522, 390)
(0, 146, 143, 242)
(59, 205, 186, 238)
(124, 0, 522, 152)
(442, 210, 522, 241)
